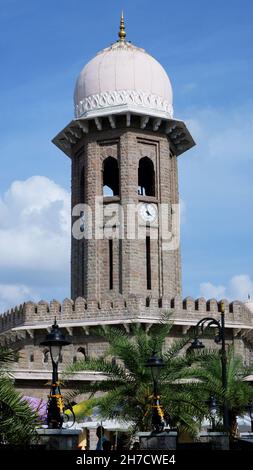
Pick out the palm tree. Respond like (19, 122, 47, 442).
(183, 347, 253, 438)
(66, 319, 207, 436)
(0, 346, 38, 446)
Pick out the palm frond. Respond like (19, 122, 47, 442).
(0, 346, 19, 367)
(65, 357, 130, 381)
(63, 320, 253, 435)
(0, 377, 38, 445)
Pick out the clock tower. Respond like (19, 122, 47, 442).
(53, 15, 195, 301)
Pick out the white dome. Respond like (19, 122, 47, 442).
(74, 40, 173, 120)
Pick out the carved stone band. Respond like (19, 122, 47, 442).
(75, 89, 174, 119)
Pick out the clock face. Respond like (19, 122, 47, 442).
(138, 203, 157, 223)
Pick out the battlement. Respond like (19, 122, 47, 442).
(0, 295, 252, 334)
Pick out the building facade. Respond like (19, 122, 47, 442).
(1, 16, 253, 403)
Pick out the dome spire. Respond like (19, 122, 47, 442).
(118, 11, 126, 41)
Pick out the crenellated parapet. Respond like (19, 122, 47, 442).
(0, 295, 253, 335)
(0, 305, 25, 333)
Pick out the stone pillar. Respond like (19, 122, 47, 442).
(240, 432, 253, 443)
(137, 431, 177, 450)
(199, 431, 229, 450)
(37, 428, 81, 450)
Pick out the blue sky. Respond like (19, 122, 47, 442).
(0, 0, 252, 310)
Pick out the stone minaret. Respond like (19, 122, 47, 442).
(53, 15, 195, 301)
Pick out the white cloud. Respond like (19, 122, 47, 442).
(229, 275, 253, 300)
(0, 284, 39, 313)
(0, 176, 71, 312)
(199, 282, 226, 299)
(199, 274, 253, 301)
(0, 176, 70, 271)
(179, 104, 253, 301)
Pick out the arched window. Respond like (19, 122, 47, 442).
(77, 346, 87, 360)
(29, 353, 34, 363)
(103, 157, 119, 196)
(138, 157, 155, 196)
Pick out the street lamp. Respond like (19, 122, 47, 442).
(40, 319, 70, 429)
(146, 351, 165, 432)
(188, 301, 229, 433)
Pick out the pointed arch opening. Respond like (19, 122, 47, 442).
(77, 346, 87, 360)
(138, 157, 155, 196)
(103, 157, 119, 196)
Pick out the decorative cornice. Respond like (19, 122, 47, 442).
(75, 89, 174, 119)
(52, 116, 195, 158)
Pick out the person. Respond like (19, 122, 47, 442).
(96, 426, 108, 450)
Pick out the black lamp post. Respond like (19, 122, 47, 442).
(188, 301, 229, 433)
(146, 351, 165, 432)
(40, 319, 70, 429)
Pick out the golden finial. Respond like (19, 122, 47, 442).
(118, 11, 126, 41)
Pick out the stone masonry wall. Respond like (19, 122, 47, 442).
(70, 125, 182, 301)
(1, 295, 253, 401)
(0, 296, 252, 333)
